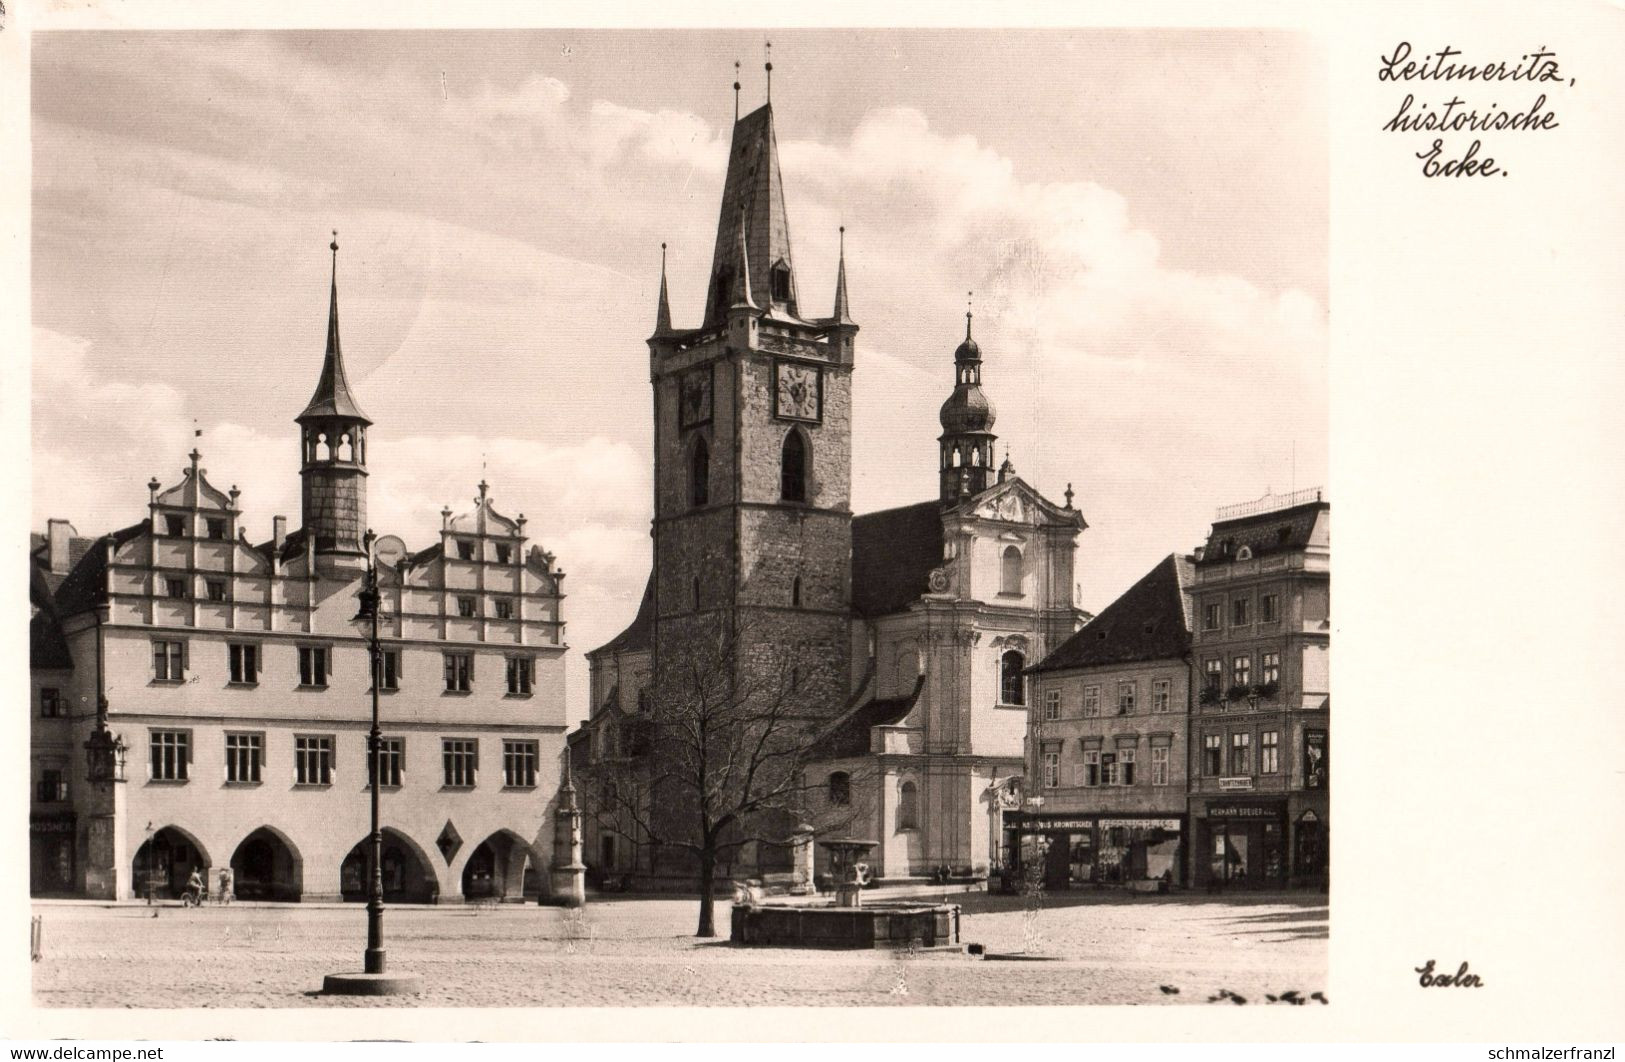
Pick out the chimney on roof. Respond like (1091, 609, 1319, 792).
(47, 519, 77, 574)
(1193, 545, 1206, 562)
(272, 516, 287, 551)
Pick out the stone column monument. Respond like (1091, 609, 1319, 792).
(549, 764, 586, 908)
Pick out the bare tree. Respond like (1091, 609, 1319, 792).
(581, 613, 876, 937)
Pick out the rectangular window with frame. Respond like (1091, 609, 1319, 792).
(165, 577, 188, 600)
(444, 653, 473, 693)
(1231, 732, 1252, 775)
(1232, 654, 1252, 689)
(495, 543, 512, 565)
(1151, 746, 1170, 786)
(1083, 749, 1100, 787)
(1082, 686, 1100, 717)
(1262, 652, 1281, 686)
(1119, 748, 1136, 786)
(1232, 597, 1251, 627)
(1100, 751, 1118, 787)
(456, 540, 475, 562)
(150, 729, 189, 781)
(294, 735, 334, 786)
(1204, 658, 1222, 691)
(37, 768, 70, 803)
(205, 580, 227, 603)
(1203, 602, 1222, 630)
(376, 648, 402, 691)
(40, 688, 63, 717)
(1152, 678, 1171, 713)
(228, 643, 259, 685)
(1042, 689, 1061, 722)
(443, 738, 478, 788)
(494, 598, 514, 620)
(1203, 734, 1222, 776)
(503, 739, 539, 788)
(206, 518, 226, 541)
(298, 645, 329, 688)
(164, 514, 186, 538)
(457, 596, 476, 618)
(1260, 593, 1279, 623)
(1116, 681, 1135, 715)
(1261, 730, 1280, 774)
(373, 736, 404, 788)
(152, 640, 186, 682)
(1041, 750, 1060, 789)
(225, 733, 263, 784)
(506, 656, 534, 696)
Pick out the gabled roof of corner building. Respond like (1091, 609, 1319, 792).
(1199, 500, 1329, 566)
(588, 576, 655, 658)
(1032, 554, 1193, 673)
(851, 500, 944, 619)
(49, 522, 148, 620)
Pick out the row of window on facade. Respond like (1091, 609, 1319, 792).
(1201, 651, 1282, 705)
(143, 729, 541, 789)
(154, 515, 519, 567)
(1040, 677, 1176, 721)
(37, 643, 537, 699)
(151, 575, 527, 621)
(1200, 592, 1281, 632)
(1039, 745, 1175, 789)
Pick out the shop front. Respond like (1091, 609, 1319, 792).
(1005, 813, 1186, 891)
(30, 813, 77, 896)
(1195, 798, 1288, 888)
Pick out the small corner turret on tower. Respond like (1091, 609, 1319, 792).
(296, 232, 372, 572)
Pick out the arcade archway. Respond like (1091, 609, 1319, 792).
(461, 830, 538, 902)
(132, 826, 211, 901)
(229, 827, 303, 902)
(341, 828, 439, 904)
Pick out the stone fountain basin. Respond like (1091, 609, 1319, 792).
(729, 900, 962, 950)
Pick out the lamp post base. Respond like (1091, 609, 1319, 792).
(321, 971, 423, 997)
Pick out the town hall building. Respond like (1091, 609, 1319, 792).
(30, 239, 572, 903)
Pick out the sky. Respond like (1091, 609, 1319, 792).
(31, 29, 1327, 728)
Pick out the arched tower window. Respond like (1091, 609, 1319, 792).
(950, 448, 962, 468)
(1000, 649, 1026, 706)
(781, 430, 808, 503)
(828, 772, 851, 806)
(338, 433, 353, 462)
(1001, 545, 1023, 595)
(791, 575, 802, 607)
(898, 781, 919, 830)
(770, 261, 791, 303)
(689, 437, 710, 508)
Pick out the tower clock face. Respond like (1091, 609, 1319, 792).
(679, 368, 712, 427)
(775, 362, 821, 422)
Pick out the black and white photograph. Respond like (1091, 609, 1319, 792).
(5, 0, 1622, 1049)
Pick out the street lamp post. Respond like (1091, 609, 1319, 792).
(323, 530, 421, 996)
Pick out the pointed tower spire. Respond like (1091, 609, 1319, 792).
(832, 226, 854, 325)
(702, 82, 796, 325)
(299, 232, 371, 424)
(654, 242, 673, 335)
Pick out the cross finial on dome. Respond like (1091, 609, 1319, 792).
(966, 290, 974, 340)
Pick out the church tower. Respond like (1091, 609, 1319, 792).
(646, 83, 858, 753)
(938, 309, 998, 504)
(296, 233, 372, 575)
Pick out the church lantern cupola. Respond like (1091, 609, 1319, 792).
(938, 302, 998, 505)
(296, 232, 373, 573)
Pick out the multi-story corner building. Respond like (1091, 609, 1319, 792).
(1186, 489, 1330, 888)
(29, 243, 571, 902)
(580, 77, 1087, 887)
(1014, 554, 1195, 889)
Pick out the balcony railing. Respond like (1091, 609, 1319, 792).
(1215, 487, 1324, 521)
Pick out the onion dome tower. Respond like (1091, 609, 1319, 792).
(937, 303, 998, 504)
(296, 232, 372, 574)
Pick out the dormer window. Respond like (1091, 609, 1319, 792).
(165, 515, 185, 537)
(770, 261, 791, 302)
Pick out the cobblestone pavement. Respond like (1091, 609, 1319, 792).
(30, 891, 1327, 1008)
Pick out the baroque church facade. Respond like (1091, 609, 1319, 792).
(581, 85, 1089, 884)
(29, 241, 572, 902)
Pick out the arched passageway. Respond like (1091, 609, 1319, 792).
(230, 827, 303, 902)
(461, 831, 537, 902)
(132, 826, 210, 901)
(341, 829, 439, 904)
